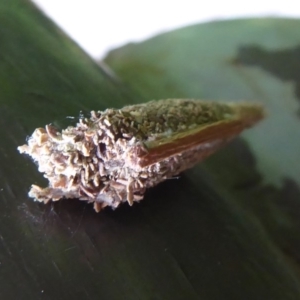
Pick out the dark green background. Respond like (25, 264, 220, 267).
(1, 1, 300, 299)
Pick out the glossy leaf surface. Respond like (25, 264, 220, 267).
(1, 1, 300, 298)
(105, 17, 300, 298)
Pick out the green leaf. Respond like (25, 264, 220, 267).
(105, 18, 300, 183)
(105, 17, 300, 297)
(1, 0, 300, 298)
